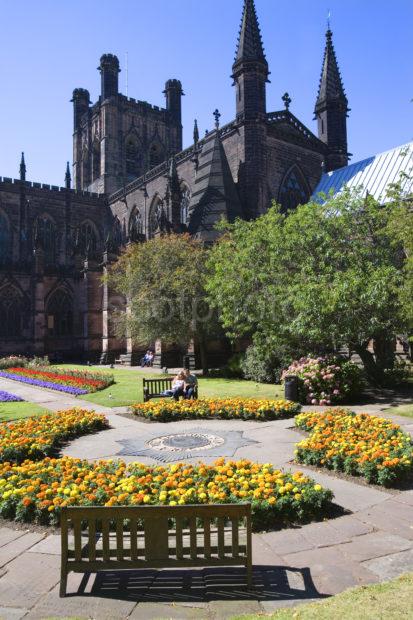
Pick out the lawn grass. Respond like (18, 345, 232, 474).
(0, 401, 50, 422)
(382, 404, 413, 419)
(232, 573, 413, 620)
(52, 364, 284, 407)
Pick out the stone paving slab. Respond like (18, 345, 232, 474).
(0, 607, 29, 620)
(354, 505, 413, 541)
(337, 532, 412, 563)
(0, 532, 44, 569)
(362, 548, 413, 581)
(280, 545, 379, 595)
(0, 552, 60, 608)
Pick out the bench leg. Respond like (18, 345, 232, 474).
(59, 570, 68, 598)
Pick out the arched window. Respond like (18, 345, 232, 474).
(149, 197, 164, 237)
(92, 141, 101, 181)
(125, 137, 141, 177)
(78, 221, 98, 255)
(180, 185, 191, 225)
(0, 286, 24, 338)
(0, 211, 11, 266)
(46, 289, 73, 337)
(129, 208, 143, 241)
(149, 143, 164, 169)
(34, 216, 56, 265)
(278, 166, 310, 213)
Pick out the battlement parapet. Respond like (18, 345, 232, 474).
(0, 177, 106, 201)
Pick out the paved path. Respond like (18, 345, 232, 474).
(0, 377, 412, 618)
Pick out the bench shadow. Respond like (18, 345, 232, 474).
(69, 565, 328, 603)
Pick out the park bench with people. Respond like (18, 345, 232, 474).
(60, 503, 253, 596)
(143, 375, 198, 402)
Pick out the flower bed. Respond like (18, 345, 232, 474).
(0, 406, 333, 528)
(130, 398, 301, 422)
(0, 408, 108, 463)
(0, 457, 333, 529)
(0, 367, 114, 395)
(0, 390, 23, 403)
(282, 356, 364, 405)
(295, 408, 413, 486)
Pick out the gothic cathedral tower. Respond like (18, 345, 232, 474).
(231, 0, 270, 218)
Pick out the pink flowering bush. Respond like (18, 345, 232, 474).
(282, 356, 364, 405)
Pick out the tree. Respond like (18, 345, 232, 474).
(206, 190, 407, 385)
(107, 233, 218, 373)
(386, 177, 413, 349)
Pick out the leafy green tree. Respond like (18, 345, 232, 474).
(206, 190, 407, 385)
(386, 177, 413, 348)
(107, 233, 217, 373)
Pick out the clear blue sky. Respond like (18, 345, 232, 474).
(0, 0, 412, 186)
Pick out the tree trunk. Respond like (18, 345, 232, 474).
(198, 335, 209, 376)
(373, 334, 396, 371)
(352, 344, 385, 386)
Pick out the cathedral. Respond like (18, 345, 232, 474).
(0, 0, 351, 365)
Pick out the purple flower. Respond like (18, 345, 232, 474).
(0, 371, 87, 396)
(0, 390, 24, 402)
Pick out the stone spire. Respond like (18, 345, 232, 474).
(314, 27, 350, 172)
(234, 0, 267, 66)
(193, 119, 199, 145)
(315, 28, 348, 113)
(232, 0, 269, 120)
(65, 162, 71, 189)
(19, 152, 26, 181)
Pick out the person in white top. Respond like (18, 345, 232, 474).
(162, 371, 185, 400)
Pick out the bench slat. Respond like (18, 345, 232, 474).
(130, 519, 138, 561)
(73, 519, 82, 562)
(176, 518, 183, 560)
(102, 519, 110, 562)
(204, 518, 211, 559)
(217, 517, 225, 559)
(189, 517, 197, 560)
(116, 519, 124, 561)
(88, 520, 96, 561)
(232, 518, 239, 558)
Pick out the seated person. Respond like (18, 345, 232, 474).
(183, 368, 198, 399)
(147, 351, 154, 367)
(140, 350, 152, 367)
(162, 371, 185, 401)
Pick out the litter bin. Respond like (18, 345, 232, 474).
(284, 375, 299, 402)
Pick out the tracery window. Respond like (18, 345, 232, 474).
(149, 198, 164, 237)
(34, 216, 56, 265)
(278, 166, 309, 213)
(78, 221, 98, 255)
(180, 186, 191, 225)
(46, 289, 73, 337)
(0, 287, 23, 338)
(125, 138, 141, 177)
(129, 208, 143, 241)
(0, 211, 11, 266)
(149, 143, 164, 169)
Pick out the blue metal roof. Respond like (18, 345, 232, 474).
(312, 141, 413, 203)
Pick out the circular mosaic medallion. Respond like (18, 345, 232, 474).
(146, 432, 225, 453)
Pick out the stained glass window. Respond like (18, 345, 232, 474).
(0, 287, 23, 337)
(46, 290, 73, 337)
(278, 167, 309, 212)
(34, 216, 56, 265)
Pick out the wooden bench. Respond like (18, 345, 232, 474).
(60, 503, 253, 596)
(143, 377, 198, 402)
